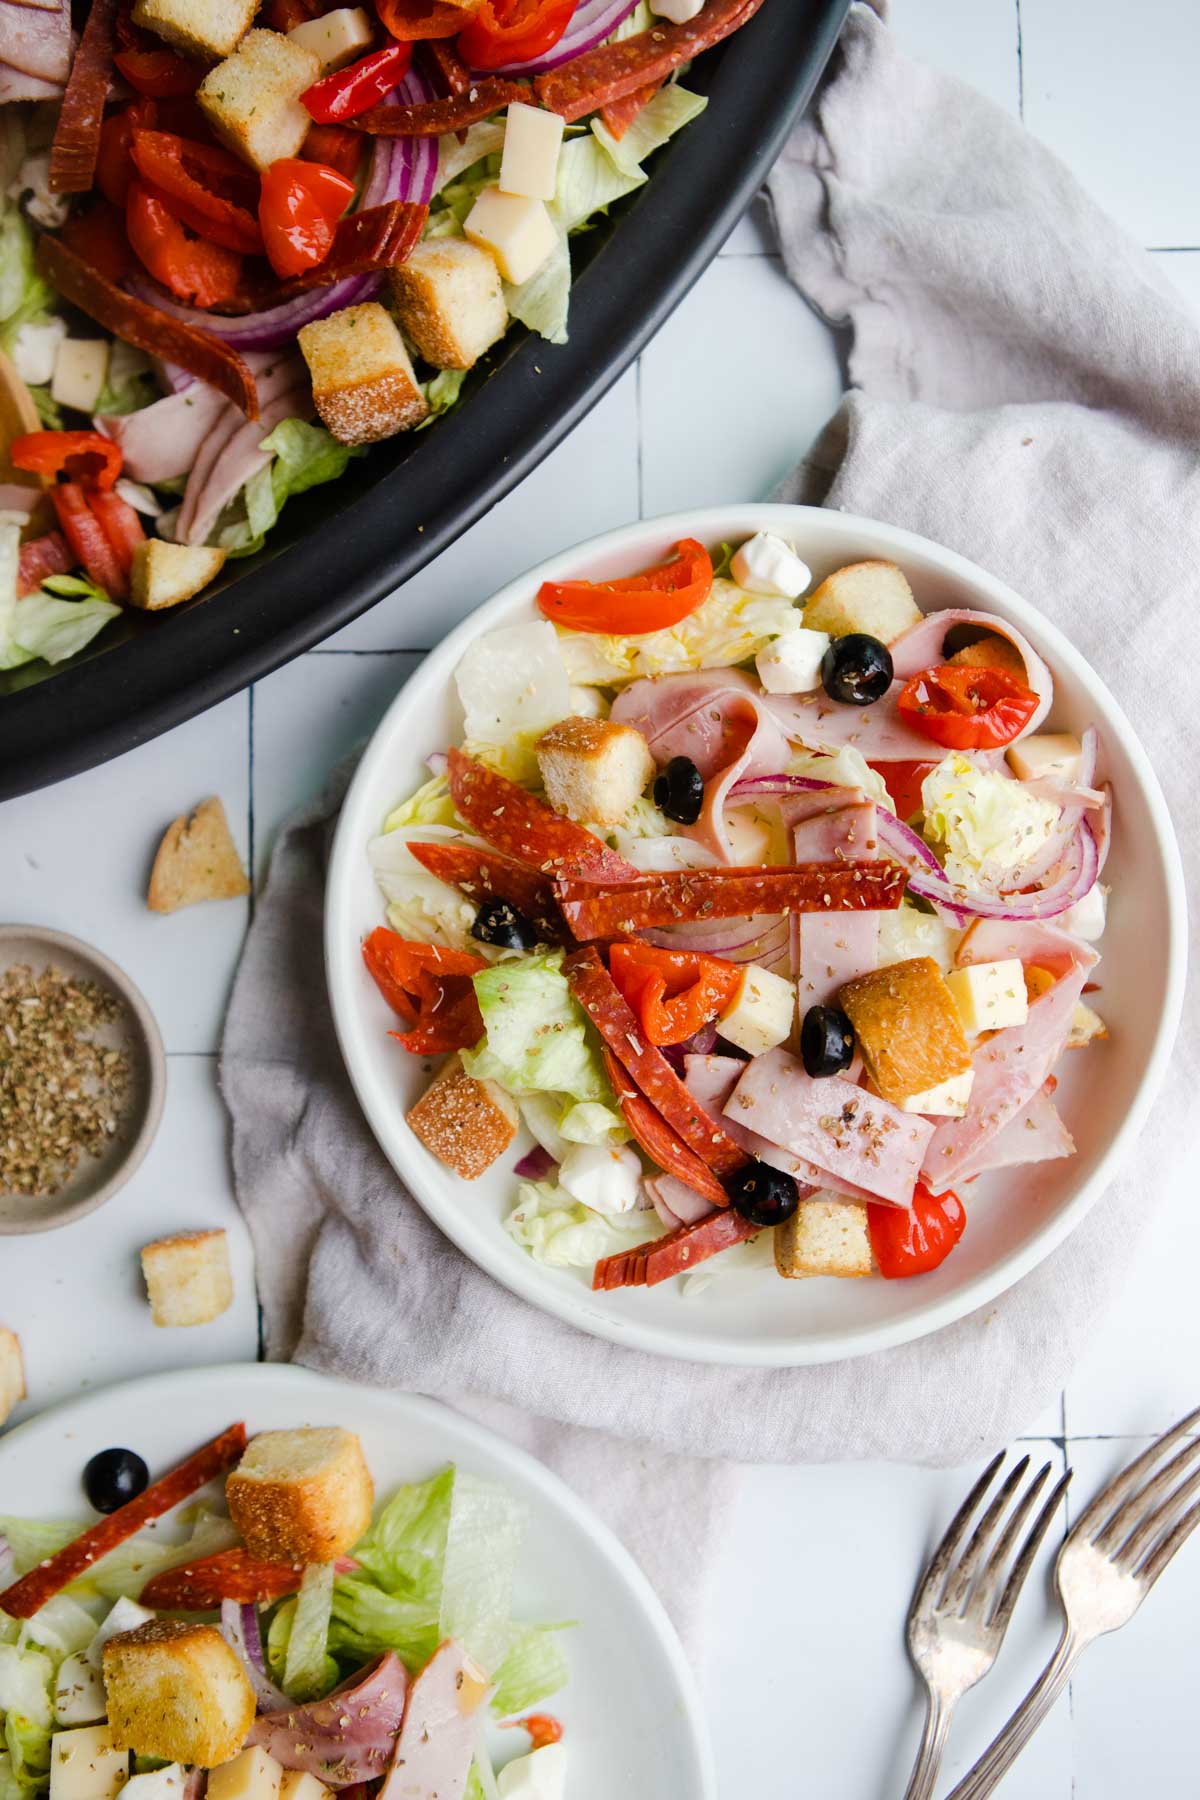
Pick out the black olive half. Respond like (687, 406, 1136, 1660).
(801, 1005, 856, 1079)
(653, 756, 705, 825)
(472, 899, 537, 950)
(725, 1161, 801, 1227)
(84, 1447, 150, 1514)
(820, 633, 894, 706)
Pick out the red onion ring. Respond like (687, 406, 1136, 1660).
(482, 0, 641, 75)
(220, 1600, 290, 1712)
(513, 1144, 557, 1180)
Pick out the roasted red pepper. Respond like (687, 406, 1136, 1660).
(140, 1548, 304, 1608)
(536, 538, 713, 635)
(131, 129, 264, 255)
(457, 0, 578, 70)
(60, 201, 134, 284)
(302, 41, 414, 123)
(49, 484, 127, 598)
(362, 927, 487, 1055)
(126, 180, 244, 307)
(85, 489, 146, 577)
(302, 122, 366, 179)
(11, 431, 123, 491)
(869, 759, 938, 822)
(114, 42, 203, 94)
(866, 1183, 966, 1279)
(896, 665, 1039, 753)
(608, 942, 740, 1047)
(375, 0, 474, 39)
(258, 158, 355, 277)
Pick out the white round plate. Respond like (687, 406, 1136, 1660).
(0, 1363, 715, 1799)
(326, 503, 1187, 1367)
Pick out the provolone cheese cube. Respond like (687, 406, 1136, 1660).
(945, 960, 1029, 1035)
(12, 316, 66, 386)
(287, 5, 371, 69)
(464, 187, 557, 284)
(1061, 882, 1106, 941)
(278, 1774, 332, 1800)
(900, 1069, 975, 1117)
(497, 1745, 567, 1800)
(732, 531, 811, 599)
(54, 1653, 107, 1727)
(755, 626, 830, 694)
(650, 0, 703, 18)
(499, 100, 563, 201)
(51, 339, 109, 413)
(1005, 732, 1083, 784)
(206, 1747, 283, 1800)
(123, 1767, 187, 1800)
(50, 1727, 128, 1800)
(718, 964, 795, 1056)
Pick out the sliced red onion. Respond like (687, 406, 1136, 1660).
(0, 1535, 14, 1591)
(425, 750, 449, 776)
(905, 817, 1100, 921)
(646, 915, 790, 964)
(513, 1144, 557, 1180)
(484, 0, 640, 75)
(220, 1599, 290, 1712)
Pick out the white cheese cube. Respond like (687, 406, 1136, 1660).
(900, 1069, 975, 1117)
(1061, 882, 1107, 942)
(945, 960, 1029, 1035)
(724, 805, 772, 864)
(85, 1598, 156, 1668)
(498, 1745, 567, 1800)
(557, 1143, 642, 1216)
(53, 1653, 107, 1727)
(51, 340, 109, 413)
(731, 531, 812, 599)
(123, 1767, 187, 1800)
(499, 100, 564, 201)
(207, 1748, 283, 1800)
(11, 316, 67, 386)
(1006, 732, 1083, 784)
(50, 1728, 128, 1800)
(287, 7, 372, 72)
(718, 963, 795, 1056)
(755, 626, 830, 694)
(279, 1774, 332, 1800)
(567, 684, 609, 719)
(464, 187, 557, 285)
(650, 0, 703, 18)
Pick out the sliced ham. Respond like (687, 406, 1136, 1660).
(380, 1641, 488, 1800)
(0, 0, 70, 82)
(179, 380, 312, 547)
(790, 789, 882, 1008)
(0, 62, 62, 100)
(889, 608, 1054, 734)
(955, 916, 1100, 980)
(685, 1052, 875, 1205)
(0, 483, 44, 517)
(248, 1653, 409, 1788)
(763, 685, 947, 763)
(97, 384, 229, 484)
(646, 1173, 716, 1230)
(955, 1083, 1074, 1182)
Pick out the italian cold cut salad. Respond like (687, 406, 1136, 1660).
(363, 531, 1111, 1295)
(0, 1422, 570, 1799)
(0, 0, 764, 672)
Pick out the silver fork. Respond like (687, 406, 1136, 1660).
(902, 1451, 1071, 1800)
(947, 1403, 1200, 1798)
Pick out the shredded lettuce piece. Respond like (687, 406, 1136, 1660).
(922, 753, 1060, 891)
(418, 367, 469, 425)
(558, 1101, 626, 1144)
(0, 1750, 24, 1800)
(21, 1596, 97, 1661)
(0, 205, 55, 358)
(368, 829, 482, 953)
(0, 1644, 53, 1788)
(0, 592, 121, 671)
(382, 773, 463, 833)
(504, 1179, 656, 1270)
(26, 387, 63, 430)
(877, 899, 961, 974)
(502, 233, 572, 346)
(784, 745, 897, 814)
(439, 1475, 527, 1679)
(590, 83, 708, 180)
(489, 1624, 571, 1716)
(327, 1579, 440, 1673)
(455, 622, 571, 783)
(0, 1522, 77, 1581)
(462, 952, 611, 1103)
(219, 419, 359, 557)
(283, 1563, 336, 1702)
(558, 578, 797, 684)
(435, 122, 507, 193)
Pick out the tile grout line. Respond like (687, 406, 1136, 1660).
(635, 354, 646, 519)
(1015, 0, 1024, 121)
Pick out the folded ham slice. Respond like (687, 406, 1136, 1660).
(248, 1653, 409, 1787)
(97, 385, 229, 484)
(685, 1052, 873, 1200)
(380, 1641, 487, 1800)
(0, 62, 62, 100)
(954, 1082, 1074, 1183)
(788, 787, 882, 1008)
(0, 0, 70, 81)
(175, 353, 308, 546)
(645, 1173, 716, 1230)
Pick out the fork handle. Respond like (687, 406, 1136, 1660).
(944, 1625, 1085, 1798)
(902, 1687, 956, 1800)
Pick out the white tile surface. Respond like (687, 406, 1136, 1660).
(892, 0, 1022, 116)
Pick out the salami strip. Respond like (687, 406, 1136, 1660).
(17, 529, 72, 597)
(376, 0, 480, 38)
(0, 1423, 247, 1620)
(536, 0, 766, 122)
(354, 79, 529, 135)
(447, 748, 638, 880)
(565, 946, 746, 1177)
(406, 839, 565, 941)
(140, 1548, 304, 1609)
(556, 862, 906, 937)
(267, 203, 428, 296)
(594, 1207, 757, 1290)
(420, 36, 473, 96)
(48, 0, 119, 192)
(602, 1047, 729, 1207)
(599, 78, 663, 140)
(38, 237, 259, 419)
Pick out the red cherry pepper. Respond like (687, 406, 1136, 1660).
(457, 0, 578, 70)
(608, 942, 741, 1048)
(867, 1183, 966, 1279)
(114, 42, 203, 94)
(126, 181, 244, 307)
(10, 431, 123, 491)
(301, 40, 413, 123)
(536, 538, 713, 635)
(375, 0, 473, 39)
(896, 664, 1040, 753)
(362, 927, 487, 1055)
(258, 158, 356, 277)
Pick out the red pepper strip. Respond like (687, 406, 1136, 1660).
(265, 201, 427, 296)
(353, 79, 530, 135)
(608, 941, 739, 1047)
(139, 1548, 305, 1609)
(37, 236, 259, 418)
(447, 747, 638, 882)
(896, 664, 1040, 753)
(867, 1184, 966, 1279)
(131, 130, 264, 256)
(50, 484, 127, 598)
(376, 0, 482, 39)
(86, 489, 146, 576)
(127, 181, 245, 308)
(602, 1048, 729, 1208)
(114, 44, 204, 96)
(869, 759, 936, 823)
(10, 431, 123, 491)
(302, 124, 366, 180)
(405, 840, 566, 942)
(302, 42, 415, 124)
(362, 926, 486, 1055)
(97, 108, 143, 208)
(594, 1208, 757, 1291)
(536, 538, 713, 635)
(600, 77, 663, 140)
(556, 863, 906, 938)
(17, 530, 73, 598)
(59, 202, 135, 286)
(536, 0, 765, 121)
(420, 36, 473, 95)
(48, 0, 119, 193)
(456, 0, 578, 72)
(564, 947, 747, 1177)
(266, 0, 320, 29)
(0, 1423, 248, 1620)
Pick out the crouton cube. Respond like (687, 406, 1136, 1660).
(226, 1428, 374, 1563)
(388, 239, 508, 372)
(130, 541, 227, 612)
(207, 1747, 283, 1800)
(775, 1198, 875, 1279)
(405, 1055, 518, 1181)
(298, 303, 428, 446)
(1067, 1000, 1108, 1049)
(103, 1623, 254, 1767)
(839, 956, 972, 1108)
(140, 1230, 234, 1327)
(535, 716, 655, 826)
(148, 797, 250, 912)
(802, 560, 921, 645)
(947, 633, 1027, 683)
(50, 1725, 129, 1800)
(198, 31, 320, 172)
(464, 187, 558, 285)
(0, 1326, 25, 1426)
(132, 0, 256, 60)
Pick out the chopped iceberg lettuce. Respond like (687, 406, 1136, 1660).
(489, 1624, 571, 1716)
(558, 1101, 626, 1144)
(504, 1179, 656, 1270)
(558, 578, 798, 685)
(922, 752, 1060, 891)
(382, 773, 463, 833)
(455, 622, 571, 784)
(282, 1562, 336, 1701)
(418, 367, 469, 425)
(0, 205, 56, 360)
(461, 952, 611, 1103)
(877, 900, 961, 975)
(0, 1643, 53, 1786)
(368, 830, 479, 953)
(784, 745, 897, 814)
(218, 420, 359, 557)
(21, 1595, 97, 1661)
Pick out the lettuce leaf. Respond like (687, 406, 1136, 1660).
(784, 744, 897, 814)
(921, 753, 1060, 891)
(462, 952, 611, 1103)
(0, 591, 121, 671)
(21, 1595, 97, 1661)
(0, 1644, 53, 1787)
(368, 830, 481, 953)
(282, 1562, 336, 1701)
(418, 367, 469, 425)
(0, 205, 55, 357)
(504, 1179, 657, 1270)
(877, 898, 961, 975)
(557, 578, 798, 684)
(438, 1474, 527, 1679)
(489, 1624, 571, 1717)
(219, 419, 360, 557)
(0, 1521, 78, 1580)
(589, 83, 708, 181)
(382, 773, 463, 833)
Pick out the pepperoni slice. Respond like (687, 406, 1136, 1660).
(406, 840, 565, 942)
(536, 0, 766, 123)
(555, 863, 906, 937)
(594, 1207, 757, 1290)
(49, 0, 119, 193)
(599, 78, 663, 141)
(447, 748, 638, 881)
(602, 1047, 728, 1208)
(140, 1548, 305, 1609)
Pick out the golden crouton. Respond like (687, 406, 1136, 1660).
(298, 303, 428, 446)
(148, 797, 250, 913)
(947, 633, 1026, 681)
(198, 31, 319, 172)
(103, 1622, 254, 1767)
(839, 956, 972, 1108)
(226, 1428, 374, 1563)
(535, 716, 655, 827)
(1067, 1001, 1108, 1049)
(140, 1230, 234, 1327)
(802, 560, 921, 645)
(130, 541, 227, 612)
(405, 1055, 518, 1181)
(0, 1326, 25, 1427)
(388, 239, 508, 371)
(776, 1198, 875, 1279)
(132, 0, 256, 60)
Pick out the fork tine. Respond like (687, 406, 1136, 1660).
(940, 1456, 1031, 1617)
(1117, 1461, 1200, 1572)
(1094, 1436, 1200, 1554)
(989, 1468, 1072, 1630)
(1137, 1495, 1200, 1589)
(909, 1450, 1005, 1621)
(964, 1461, 1050, 1620)
(1073, 1404, 1200, 1540)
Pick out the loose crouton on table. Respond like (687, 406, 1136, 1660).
(140, 1230, 234, 1327)
(0, 1326, 25, 1426)
(148, 796, 250, 912)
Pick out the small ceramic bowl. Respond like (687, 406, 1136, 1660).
(0, 925, 166, 1234)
